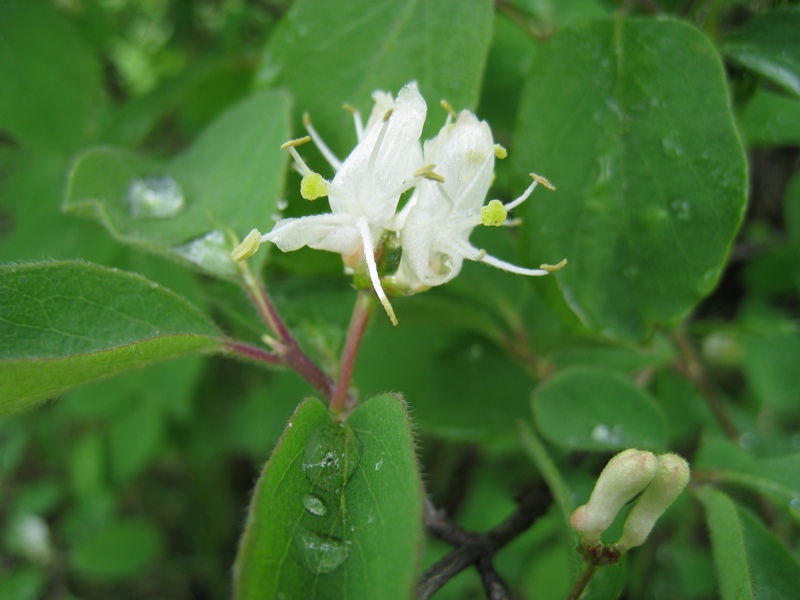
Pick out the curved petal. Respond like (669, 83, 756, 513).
(261, 213, 359, 255)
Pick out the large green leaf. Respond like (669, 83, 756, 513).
(532, 367, 666, 451)
(63, 91, 290, 276)
(0, 261, 224, 415)
(234, 394, 423, 600)
(697, 487, 800, 600)
(257, 0, 492, 146)
(515, 17, 747, 340)
(0, 0, 106, 153)
(724, 8, 800, 98)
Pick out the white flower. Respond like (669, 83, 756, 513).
(391, 109, 560, 293)
(260, 83, 428, 324)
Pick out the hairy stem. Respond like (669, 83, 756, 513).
(225, 340, 282, 365)
(239, 264, 337, 399)
(331, 290, 375, 414)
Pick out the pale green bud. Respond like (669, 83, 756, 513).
(570, 449, 658, 543)
(616, 453, 690, 551)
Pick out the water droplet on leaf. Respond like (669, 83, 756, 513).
(127, 175, 185, 219)
(293, 528, 351, 574)
(303, 422, 362, 492)
(174, 230, 237, 277)
(661, 135, 683, 157)
(670, 199, 692, 221)
(590, 424, 623, 445)
(302, 494, 327, 517)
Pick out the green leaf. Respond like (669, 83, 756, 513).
(63, 90, 290, 276)
(257, 0, 492, 145)
(738, 89, 800, 147)
(515, 17, 747, 340)
(0, 261, 224, 415)
(696, 487, 800, 600)
(742, 330, 800, 413)
(532, 367, 666, 451)
(724, 8, 800, 98)
(0, 0, 106, 153)
(69, 518, 164, 580)
(695, 438, 800, 519)
(234, 394, 423, 600)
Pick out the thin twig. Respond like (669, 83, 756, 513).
(239, 271, 337, 399)
(671, 330, 739, 441)
(566, 564, 598, 600)
(224, 340, 282, 365)
(417, 488, 551, 599)
(331, 290, 375, 413)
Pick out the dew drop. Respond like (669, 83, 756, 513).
(661, 135, 683, 157)
(293, 528, 351, 574)
(670, 199, 692, 221)
(127, 175, 185, 219)
(738, 431, 756, 449)
(302, 494, 327, 517)
(303, 422, 362, 492)
(789, 498, 800, 520)
(276, 198, 289, 211)
(590, 423, 623, 445)
(173, 230, 237, 277)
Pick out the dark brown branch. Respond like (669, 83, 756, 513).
(417, 488, 551, 600)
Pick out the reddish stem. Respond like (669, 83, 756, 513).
(225, 340, 282, 365)
(331, 291, 375, 414)
(242, 275, 337, 400)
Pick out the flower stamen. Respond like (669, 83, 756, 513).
(356, 217, 397, 325)
(303, 112, 343, 170)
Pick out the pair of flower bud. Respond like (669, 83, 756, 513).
(570, 449, 690, 553)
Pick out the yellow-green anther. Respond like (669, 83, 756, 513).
(414, 164, 445, 183)
(494, 144, 507, 160)
(616, 454, 690, 551)
(383, 108, 393, 121)
(280, 136, 312, 150)
(480, 200, 508, 227)
(531, 173, 555, 190)
(231, 228, 262, 262)
(440, 100, 457, 119)
(300, 173, 328, 200)
(539, 259, 567, 272)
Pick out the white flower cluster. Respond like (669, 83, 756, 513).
(232, 82, 564, 325)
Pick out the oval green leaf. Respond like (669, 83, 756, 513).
(234, 394, 423, 600)
(515, 17, 747, 340)
(257, 0, 492, 144)
(0, 261, 223, 415)
(0, 0, 106, 153)
(63, 90, 290, 276)
(532, 367, 666, 451)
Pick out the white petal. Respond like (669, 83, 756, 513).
(261, 213, 360, 255)
(424, 111, 494, 217)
